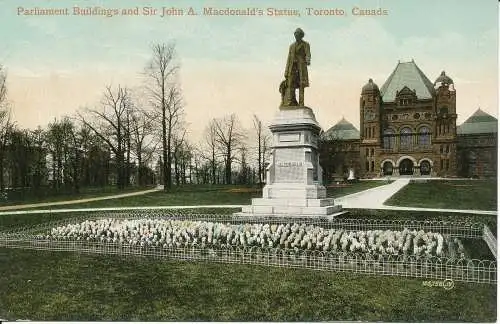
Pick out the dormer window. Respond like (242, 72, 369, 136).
(396, 86, 416, 107)
(399, 99, 410, 106)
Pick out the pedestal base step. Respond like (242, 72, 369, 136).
(239, 203, 342, 215)
(262, 185, 327, 199)
(252, 197, 335, 207)
(233, 210, 348, 222)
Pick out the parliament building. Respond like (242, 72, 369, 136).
(320, 60, 498, 180)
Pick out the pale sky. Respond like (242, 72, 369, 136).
(0, 0, 498, 144)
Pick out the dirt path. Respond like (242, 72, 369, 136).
(0, 187, 162, 211)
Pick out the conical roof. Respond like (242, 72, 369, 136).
(323, 117, 360, 140)
(380, 60, 435, 102)
(458, 108, 497, 134)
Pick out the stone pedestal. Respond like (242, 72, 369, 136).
(234, 107, 344, 220)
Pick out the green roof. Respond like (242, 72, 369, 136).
(323, 117, 360, 140)
(380, 60, 436, 102)
(463, 108, 498, 123)
(458, 109, 498, 134)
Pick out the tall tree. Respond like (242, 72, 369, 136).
(29, 127, 47, 192)
(6, 128, 32, 190)
(213, 114, 246, 185)
(201, 119, 219, 184)
(145, 42, 183, 191)
(78, 85, 130, 189)
(252, 114, 271, 188)
(172, 129, 187, 186)
(0, 65, 13, 190)
(128, 95, 157, 186)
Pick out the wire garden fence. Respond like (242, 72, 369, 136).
(0, 210, 496, 284)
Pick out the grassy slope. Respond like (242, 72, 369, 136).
(326, 180, 391, 198)
(8, 181, 390, 210)
(0, 248, 496, 322)
(385, 180, 497, 210)
(0, 185, 156, 206)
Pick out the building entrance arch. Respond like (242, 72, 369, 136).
(382, 161, 394, 175)
(399, 159, 414, 175)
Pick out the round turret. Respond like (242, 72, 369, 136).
(435, 71, 454, 85)
(362, 78, 379, 94)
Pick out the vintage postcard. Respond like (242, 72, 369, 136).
(0, 0, 497, 322)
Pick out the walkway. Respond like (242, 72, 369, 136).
(0, 187, 162, 212)
(336, 178, 496, 215)
(335, 178, 410, 209)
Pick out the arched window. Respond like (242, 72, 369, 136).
(383, 129, 395, 149)
(400, 127, 412, 149)
(418, 126, 431, 145)
(420, 160, 431, 175)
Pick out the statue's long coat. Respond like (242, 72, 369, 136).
(285, 40, 310, 89)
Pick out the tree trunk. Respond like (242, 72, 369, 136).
(0, 154, 4, 191)
(211, 149, 216, 185)
(174, 153, 179, 186)
(137, 149, 143, 186)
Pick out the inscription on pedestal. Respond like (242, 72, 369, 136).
(277, 161, 303, 167)
(279, 133, 301, 142)
(275, 161, 304, 182)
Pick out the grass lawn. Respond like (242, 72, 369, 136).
(0, 202, 496, 321)
(0, 248, 496, 322)
(8, 182, 390, 211)
(24, 185, 262, 210)
(0, 185, 156, 207)
(385, 180, 497, 211)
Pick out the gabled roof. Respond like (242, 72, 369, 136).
(380, 60, 435, 102)
(458, 108, 498, 135)
(323, 117, 360, 140)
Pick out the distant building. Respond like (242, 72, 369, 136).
(320, 60, 498, 180)
(457, 108, 498, 178)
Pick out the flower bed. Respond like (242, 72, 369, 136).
(38, 218, 465, 258)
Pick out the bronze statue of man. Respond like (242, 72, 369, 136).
(283, 28, 311, 107)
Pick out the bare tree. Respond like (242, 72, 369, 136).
(78, 85, 130, 189)
(172, 128, 187, 186)
(145, 42, 183, 191)
(0, 65, 14, 190)
(129, 103, 157, 186)
(252, 114, 271, 188)
(201, 119, 219, 184)
(213, 114, 246, 185)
